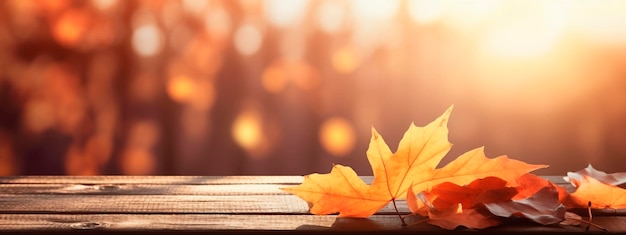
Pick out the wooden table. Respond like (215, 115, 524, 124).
(0, 176, 624, 234)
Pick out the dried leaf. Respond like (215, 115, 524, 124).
(484, 186, 565, 225)
(427, 204, 501, 230)
(566, 164, 626, 186)
(283, 106, 546, 218)
(559, 212, 582, 226)
(565, 176, 626, 209)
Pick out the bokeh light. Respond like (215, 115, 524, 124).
(316, 0, 345, 34)
(264, 0, 309, 28)
(167, 75, 196, 103)
(351, 0, 400, 24)
(92, 0, 118, 11)
(234, 23, 263, 56)
(232, 109, 271, 159)
(319, 117, 356, 157)
(262, 62, 288, 93)
(52, 9, 89, 47)
(132, 24, 164, 57)
(332, 46, 359, 74)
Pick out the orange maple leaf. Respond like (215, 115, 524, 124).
(282, 106, 547, 218)
(565, 176, 626, 209)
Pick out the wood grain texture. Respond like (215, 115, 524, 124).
(0, 176, 570, 185)
(0, 214, 624, 234)
(0, 176, 305, 185)
(0, 183, 292, 195)
(0, 194, 411, 214)
(0, 176, 623, 234)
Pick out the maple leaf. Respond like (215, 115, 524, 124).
(366, 106, 453, 200)
(282, 106, 546, 218)
(564, 176, 626, 209)
(485, 186, 566, 225)
(566, 164, 626, 186)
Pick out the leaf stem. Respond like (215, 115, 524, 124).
(587, 201, 592, 231)
(571, 218, 607, 232)
(581, 201, 608, 232)
(391, 198, 407, 226)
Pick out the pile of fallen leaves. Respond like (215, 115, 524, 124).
(282, 106, 626, 230)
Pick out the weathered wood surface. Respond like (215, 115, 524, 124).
(0, 176, 624, 234)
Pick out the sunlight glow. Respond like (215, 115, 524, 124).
(407, 0, 447, 24)
(568, 0, 626, 45)
(481, 1, 567, 59)
(444, 0, 499, 29)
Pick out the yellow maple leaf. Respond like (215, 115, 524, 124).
(282, 106, 547, 218)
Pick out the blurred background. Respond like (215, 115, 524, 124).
(1, 0, 626, 176)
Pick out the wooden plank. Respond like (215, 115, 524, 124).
(0, 176, 575, 196)
(0, 175, 569, 185)
(0, 183, 292, 195)
(0, 176, 305, 185)
(2, 193, 620, 217)
(0, 194, 410, 215)
(0, 214, 624, 234)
